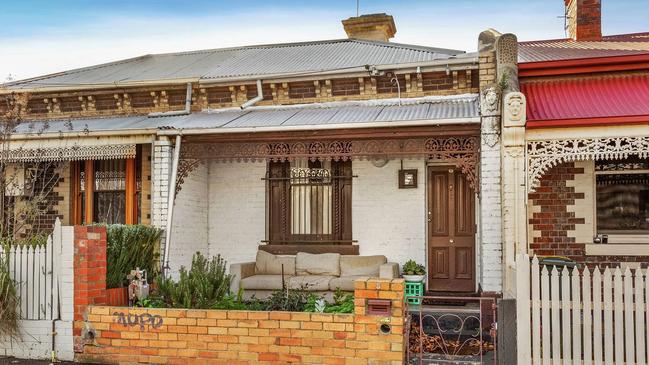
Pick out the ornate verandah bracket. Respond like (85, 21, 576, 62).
(176, 136, 480, 194)
(527, 136, 649, 190)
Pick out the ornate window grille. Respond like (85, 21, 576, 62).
(266, 159, 352, 245)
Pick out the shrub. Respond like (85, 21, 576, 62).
(0, 255, 19, 339)
(154, 252, 231, 309)
(105, 224, 162, 289)
(263, 286, 312, 312)
(402, 259, 426, 275)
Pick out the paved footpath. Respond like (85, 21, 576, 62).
(0, 358, 90, 365)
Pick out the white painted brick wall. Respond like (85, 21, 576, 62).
(207, 161, 266, 267)
(352, 159, 426, 266)
(480, 137, 503, 293)
(168, 162, 209, 277)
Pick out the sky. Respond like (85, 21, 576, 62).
(1, 0, 648, 81)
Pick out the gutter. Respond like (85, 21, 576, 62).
(148, 83, 192, 117)
(157, 117, 481, 136)
(239, 80, 263, 109)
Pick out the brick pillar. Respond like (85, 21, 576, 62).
(354, 278, 406, 363)
(73, 226, 107, 337)
(152, 137, 172, 229)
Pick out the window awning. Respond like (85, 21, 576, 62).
(521, 74, 649, 128)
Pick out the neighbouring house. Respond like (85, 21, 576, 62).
(0, 14, 519, 296)
(500, 0, 649, 296)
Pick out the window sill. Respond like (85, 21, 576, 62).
(585, 244, 649, 256)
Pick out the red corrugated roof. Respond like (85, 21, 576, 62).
(519, 32, 649, 63)
(521, 74, 649, 127)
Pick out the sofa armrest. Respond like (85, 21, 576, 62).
(230, 262, 256, 294)
(379, 262, 399, 279)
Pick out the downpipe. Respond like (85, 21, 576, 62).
(240, 79, 263, 109)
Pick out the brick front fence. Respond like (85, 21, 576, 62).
(70, 230, 407, 364)
(75, 279, 405, 365)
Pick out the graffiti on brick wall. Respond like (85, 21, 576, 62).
(113, 311, 163, 330)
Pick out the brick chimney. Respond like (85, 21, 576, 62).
(565, 0, 602, 41)
(342, 13, 396, 42)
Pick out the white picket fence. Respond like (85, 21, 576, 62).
(0, 219, 61, 320)
(516, 253, 649, 365)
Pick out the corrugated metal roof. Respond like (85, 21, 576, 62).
(16, 95, 478, 135)
(521, 75, 649, 122)
(518, 32, 649, 63)
(5, 39, 468, 89)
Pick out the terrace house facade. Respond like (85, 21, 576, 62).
(1, 14, 519, 295)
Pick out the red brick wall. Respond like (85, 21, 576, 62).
(73, 226, 108, 337)
(529, 162, 649, 268)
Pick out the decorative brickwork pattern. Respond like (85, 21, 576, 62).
(528, 163, 586, 260)
(76, 278, 406, 364)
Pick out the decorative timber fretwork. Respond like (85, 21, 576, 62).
(5, 144, 137, 162)
(176, 136, 480, 194)
(527, 136, 649, 190)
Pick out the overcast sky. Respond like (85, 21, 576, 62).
(2, 0, 647, 81)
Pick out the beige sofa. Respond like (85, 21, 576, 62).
(230, 251, 399, 299)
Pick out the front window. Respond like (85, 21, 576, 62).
(266, 159, 352, 245)
(74, 153, 141, 225)
(596, 157, 649, 239)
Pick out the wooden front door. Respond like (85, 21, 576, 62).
(427, 166, 476, 292)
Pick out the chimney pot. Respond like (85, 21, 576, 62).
(342, 13, 396, 42)
(565, 0, 602, 41)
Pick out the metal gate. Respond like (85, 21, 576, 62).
(406, 296, 498, 365)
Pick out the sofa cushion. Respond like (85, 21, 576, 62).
(241, 275, 287, 291)
(329, 276, 364, 291)
(255, 250, 296, 276)
(287, 275, 335, 291)
(295, 252, 340, 276)
(339, 255, 387, 277)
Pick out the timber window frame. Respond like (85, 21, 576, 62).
(265, 159, 353, 245)
(71, 153, 140, 225)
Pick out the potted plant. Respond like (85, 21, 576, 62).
(402, 260, 426, 282)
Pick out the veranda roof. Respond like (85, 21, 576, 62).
(14, 95, 479, 137)
(521, 74, 649, 128)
